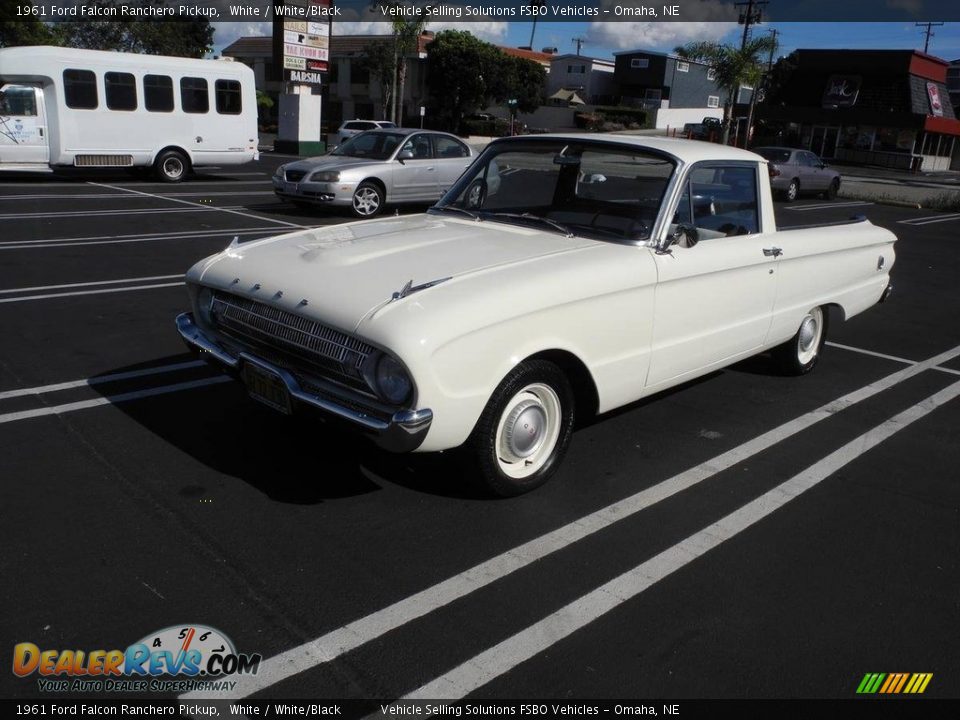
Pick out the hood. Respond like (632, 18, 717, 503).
(283, 155, 386, 173)
(193, 214, 597, 334)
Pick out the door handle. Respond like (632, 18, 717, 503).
(427, 167, 435, 171)
(763, 247, 782, 257)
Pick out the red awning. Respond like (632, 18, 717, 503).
(924, 116, 960, 136)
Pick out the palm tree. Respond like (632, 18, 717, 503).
(675, 35, 778, 145)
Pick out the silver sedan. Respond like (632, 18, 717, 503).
(753, 146, 842, 202)
(272, 128, 476, 218)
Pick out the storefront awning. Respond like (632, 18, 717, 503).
(923, 116, 960, 136)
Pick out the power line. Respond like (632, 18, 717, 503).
(572, 37, 588, 56)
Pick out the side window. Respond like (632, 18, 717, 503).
(180, 77, 208, 114)
(63, 69, 97, 109)
(684, 165, 759, 238)
(402, 134, 433, 159)
(0, 87, 37, 116)
(144, 75, 174, 112)
(215, 79, 242, 115)
(105, 71, 137, 111)
(433, 135, 469, 159)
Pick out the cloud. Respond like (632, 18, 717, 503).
(211, 21, 270, 54)
(586, 21, 739, 52)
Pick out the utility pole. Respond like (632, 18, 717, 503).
(916, 22, 944, 54)
(572, 37, 587, 56)
(736, 0, 768, 50)
(766, 27, 779, 70)
(527, 1, 547, 49)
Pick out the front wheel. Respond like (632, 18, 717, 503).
(467, 360, 576, 497)
(824, 178, 840, 200)
(350, 182, 384, 218)
(772, 306, 828, 375)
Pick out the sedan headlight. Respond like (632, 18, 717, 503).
(310, 170, 340, 183)
(273, 164, 285, 178)
(374, 354, 412, 405)
(196, 286, 215, 325)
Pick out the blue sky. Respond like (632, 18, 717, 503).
(212, 21, 960, 63)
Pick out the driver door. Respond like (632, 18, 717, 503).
(0, 85, 49, 165)
(647, 163, 779, 389)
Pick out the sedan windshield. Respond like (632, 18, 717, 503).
(332, 132, 404, 159)
(431, 139, 675, 243)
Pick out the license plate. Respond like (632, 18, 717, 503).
(242, 363, 292, 415)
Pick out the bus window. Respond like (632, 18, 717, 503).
(0, 86, 37, 116)
(105, 72, 137, 111)
(215, 79, 242, 115)
(144, 75, 174, 112)
(180, 77, 208, 114)
(64, 69, 97, 109)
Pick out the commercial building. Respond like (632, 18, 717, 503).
(759, 49, 960, 171)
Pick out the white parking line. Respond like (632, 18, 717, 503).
(783, 201, 873, 212)
(88, 182, 307, 229)
(897, 213, 960, 226)
(183, 342, 960, 699)
(0, 377, 233, 425)
(0, 282, 184, 304)
(0, 361, 205, 401)
(0, 189, 272, 201)
(0, 274, 182, 295)
(827, 341, 960, 376)
(404, 377, 960, 700)
(0, 226, 279, 248)
(0, 207, 251, 220)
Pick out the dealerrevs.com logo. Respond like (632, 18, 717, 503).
(12, 624, 261, 693)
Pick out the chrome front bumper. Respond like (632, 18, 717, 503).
(175, 313, 433, 453)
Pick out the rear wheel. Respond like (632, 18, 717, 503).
(467, 360, 575, 497)
(824, 178, 840, 200)
(772, 306, 828, 375)
(154, 149, 190, 183)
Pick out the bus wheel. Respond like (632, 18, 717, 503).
(155, 150, 190, 183)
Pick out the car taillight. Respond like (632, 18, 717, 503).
(768, 165, 781, 178)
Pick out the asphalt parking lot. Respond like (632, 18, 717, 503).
(1, 156, 958, 705)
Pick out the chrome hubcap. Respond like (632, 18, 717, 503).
(163, 158, 183, 178)
(797, 307, 823, 365)
(353, 187, 380, 215)
(788, 183, 797, 200)
(502, 399, 546, 460)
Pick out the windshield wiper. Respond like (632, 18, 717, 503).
(485, 212, 574, 237)
(429, 205, 480, 220)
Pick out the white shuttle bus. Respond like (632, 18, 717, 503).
(0, 46, 259, 182)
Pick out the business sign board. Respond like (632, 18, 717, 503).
(273, 0, 331, 80)
(822, 75, 861, 108)
(927, 82, 944, 117)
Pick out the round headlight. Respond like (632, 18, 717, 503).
(196, 286, 214, 325)
(310, 170, 340, 183)
(375, 355, 412, 405)
(274, 164, 285, 178)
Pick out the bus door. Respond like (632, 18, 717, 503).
(0, 85, 49, 165)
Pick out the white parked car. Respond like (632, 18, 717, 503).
(332, 119, 396, 148)
(177, 135, 896, 496)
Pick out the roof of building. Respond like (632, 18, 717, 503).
(549, 54, 615, 66)
(498, 46, 554, 65)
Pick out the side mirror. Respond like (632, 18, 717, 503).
(398, 149, 414, 162)
(662, 224, 698, 252)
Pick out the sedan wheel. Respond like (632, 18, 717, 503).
(773, 306, 828, 375)
(824, 178, 840, 200)
(468, 360, 575, 497)
(351, 182, 384, 218)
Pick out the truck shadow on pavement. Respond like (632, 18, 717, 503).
(106, 356, 488, 503)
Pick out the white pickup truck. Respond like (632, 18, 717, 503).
(177, 134, 896, 496)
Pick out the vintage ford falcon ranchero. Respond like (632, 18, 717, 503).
(176, 134, 895, 496)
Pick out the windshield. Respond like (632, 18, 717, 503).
(431, 139, 675, 243)
(332, 132, 404, 159)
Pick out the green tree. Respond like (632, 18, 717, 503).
(59, 0, 213, 58)
(0, 0, 57, 47)
(675, 35, 778, 144)
(505, 54, 546, 114)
